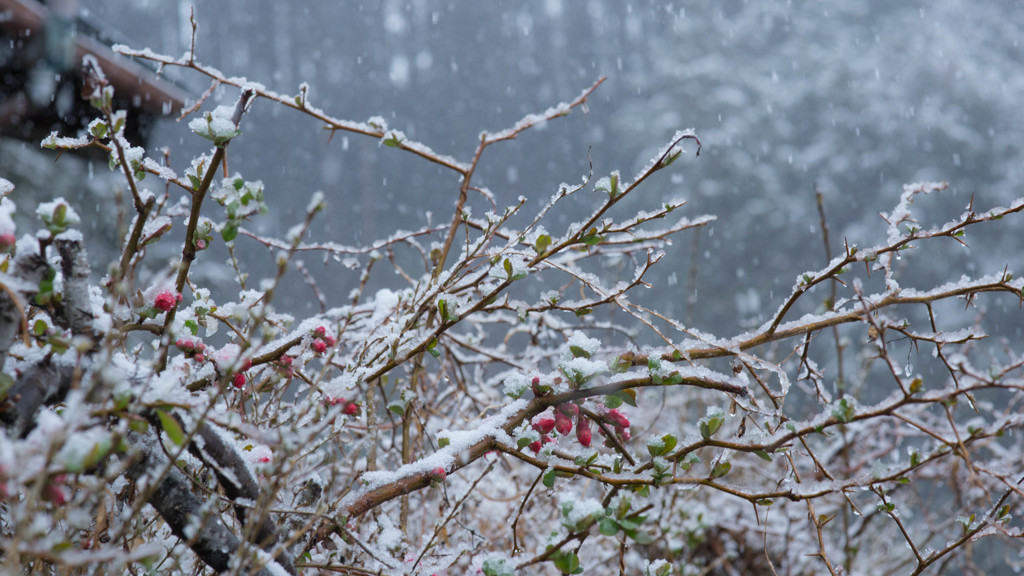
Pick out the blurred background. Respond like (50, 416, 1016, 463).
(3, 0, 1023, 338)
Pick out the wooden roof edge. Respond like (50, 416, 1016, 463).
(1, 0, 188, 116)
(77, 34, 188, 116)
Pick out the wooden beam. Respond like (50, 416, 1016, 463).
(0, 0, 187, 116)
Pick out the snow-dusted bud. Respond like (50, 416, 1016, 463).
(576, 417, 592, 447)
(154, 291, 180, 312)
(532, 417, 556, 435)
(553, 411, 573, 436)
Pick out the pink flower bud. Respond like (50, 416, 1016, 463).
(42, 474, 68, 505)
(240, 359, 252, 371)
(233, 372, 246, 388)
(428, 467, 446, 482)
(154, 291, 179, 312)
(606, 409, 630, 430)
(279, 355, 293, 366)
(554, 411, 573, 436)
(313, 326, 327, 337)
(342, 401, 359, 416)
(576, 417, 592, 447)
(193, 353, 205, 363)
(195, 238, 207, 250)
(324, 335, 337, 347)
(556, 403, 579, 418)
(312, 339, 327, 354)
(532, 417, 556, 434)
(0, 233, 16, 252)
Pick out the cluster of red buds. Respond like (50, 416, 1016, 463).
(311, 325, 336, 354)
(529, 402, 594, 452)
(527, 404, 633, 453)
(325, 397, 359, 415)
(153, 290, 182, 313)
(229, 358, 253, 389)
(599, 408, 631, 444)
(175, 338, 207, 363)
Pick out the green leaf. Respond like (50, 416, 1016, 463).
(604, 394, 623, 409)
(710, 461, 731, 479)
(574, 308, 592, 317)
(569, 345, 590, 359)
(535, 234, 552, 254)
(33, 319, 47, 336)
(551, 550, 581, 575)
(660, 149, 682, 167)
(156, 409, 185, 446)
(543, 469, 558, 489)
(580, 228, 603, 246)
(626, 529, 655, 545)
(754, 450, 772, 461)
(832, 397, 855, 423)
(648, 434, 677, 457)
(426, 338, 441, 358)
(599, 517, 619, 536)
(482, 555, 515, 576)
(503, 258, 513, 279)
(438, 436, 450, 448)
(221, 222, 239, 242)
(699, 410, 724, 440)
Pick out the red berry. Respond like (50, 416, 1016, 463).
(576, 418, 592, 447)
(232, 372, 246, 388)
(554, 412, 573, 436)
(154, 291, 178, 312)
(312, 340, 327, 354)
(532, 417, 556, 434)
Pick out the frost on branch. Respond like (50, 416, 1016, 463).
(1, 41, 1023, 576)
